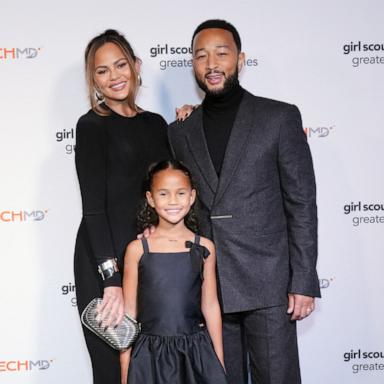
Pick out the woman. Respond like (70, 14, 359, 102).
(74, 29, 171, 383)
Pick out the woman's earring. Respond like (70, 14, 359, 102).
(95, 89, 104, 102)
(137, 74, 142, 86)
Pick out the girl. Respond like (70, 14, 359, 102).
(121, 159, 227, 384)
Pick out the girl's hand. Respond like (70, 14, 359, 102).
(175, 104, 199, 121)
(97, 286, 124, 327)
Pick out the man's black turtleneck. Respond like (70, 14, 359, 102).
(202, 81, 245, 176)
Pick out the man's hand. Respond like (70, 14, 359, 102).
(287, 293, 315, 321)
(175, 104, 199, 122)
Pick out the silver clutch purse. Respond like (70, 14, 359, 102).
(81, 298, 140, 351)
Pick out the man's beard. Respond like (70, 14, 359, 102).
(195, 67, 239, 97)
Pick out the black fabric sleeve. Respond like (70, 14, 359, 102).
(277, 105, 320, 298)
(75, 115, 121, 287)
(167, 125, 177, 160)
(149, 112, 172, 158)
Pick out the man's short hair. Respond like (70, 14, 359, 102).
(191, 19, 242, 51)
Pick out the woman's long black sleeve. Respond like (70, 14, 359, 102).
(75, 114, 121, 287)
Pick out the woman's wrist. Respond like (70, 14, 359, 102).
(98, 258, 119, 280)
(97, 258, 122, 287)
(102, 272, 122, 287)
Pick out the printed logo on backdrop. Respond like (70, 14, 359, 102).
(0, 47, 43, 60)
(343, 41, 384, 68)
(56, 128, 75, 155)
(304, 125, 335, 139)
(343, 201, 384, 227)
(319, 277, 335, 289)
(343, 349, 384, 375)
(149, 43, 258, 71)
(0, 359, 54, 372)
(0, 210, 49, 222)
(61, 282, 77, 307)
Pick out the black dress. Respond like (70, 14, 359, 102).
(128, 236, 228, 384)
(74, 108, 170, 384)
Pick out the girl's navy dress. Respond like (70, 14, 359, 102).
(128, 236, 228, 384)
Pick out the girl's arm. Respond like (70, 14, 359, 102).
(120, 240, 142, 384)
(200, 239, 225, 370)
(120, 349, 131, 384)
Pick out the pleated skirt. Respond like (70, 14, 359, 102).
(128, 329, 228, 384)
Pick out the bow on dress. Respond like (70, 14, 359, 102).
(185, 240, 210, 280)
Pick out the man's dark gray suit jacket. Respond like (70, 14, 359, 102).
(168, 90, 321, 314)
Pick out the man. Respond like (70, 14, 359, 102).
(168, 19, 321, 384)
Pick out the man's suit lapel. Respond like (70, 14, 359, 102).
(185, 108, 219, 198)
(214, 92, 255, 206)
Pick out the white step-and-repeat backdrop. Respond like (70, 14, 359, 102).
(1, 0, 383, 383)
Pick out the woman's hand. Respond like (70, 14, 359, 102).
(137, 225, 156, 239)
(97, 286, 124, 327)
(175, 104, 199, 121)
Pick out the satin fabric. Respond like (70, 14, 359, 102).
(127, 237, 227, 383)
